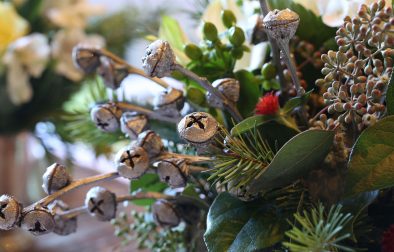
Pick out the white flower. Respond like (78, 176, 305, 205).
(51, 29, 105, 81)
(3, 33, 50, 105)
(44, 0, 104, 29)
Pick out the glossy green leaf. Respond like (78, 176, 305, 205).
(234, 70, 260, 117)
(386, 70, 394, 115)
(249, 130, 335, 193)
(204, 193, 284, 252)
(130, 173, 167, 206)
(345, 116, 394, 196)
(281, 89, 313, 115)
(231, 114, 278, 135)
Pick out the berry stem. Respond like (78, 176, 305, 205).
(115, 102, 180, 123)
(173, 64, 243, 122)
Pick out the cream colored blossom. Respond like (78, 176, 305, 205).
(3, 33, 50, 105)
(0, 2, 29, 54)
(51, 29, 105, 81)
(44, 0, 104, 29)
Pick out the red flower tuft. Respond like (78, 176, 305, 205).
(382, 224, 394, 252)
(255, 92, 279, 115)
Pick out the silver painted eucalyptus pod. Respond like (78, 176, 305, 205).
(177, 112, 218, 146)
(153, 88, 184, 116)
(136, 130, 164, 158)
(120, 112, 149, 139)
(206, 78, 240, 108)
(0, 195, 22, 230)
(90, 102, 123, 132)
(115, 146, 149, 180)
(142, 40, 176, 78)
(48, 200, 77, 236)
(85, 186, 117, 222)
(97, 56, 129, 89)
(21, 206, 55, 236)
(72, 44, 101, 74)
(263, 8, 300, 43)
(42, 163, 72, 195)
(152, 199, 180, 228)
(156, 159, 189, 188)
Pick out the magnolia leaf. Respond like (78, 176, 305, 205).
(281, 89, 313, 115)
(386, 70, 394, 115)
(158, 15, 190, 65)
(204, 193, 284, 252)
(234, 70, 260, 117)
(249, 130, 334, 193)
(345, 116, 394, 196)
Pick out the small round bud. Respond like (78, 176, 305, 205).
(261, 62, 277, 80)
(154, 88, 184, 116)
(42, 163, 72, 195)
(206, 78, 240, 108)
(48, 201, 77, 236)
(136, 130, 164, 158)
(0, 195, 22, 230)
(120, 112, 148, 139)
(228, 26, 245, 47)
(177, 112, 218, 145)
(263, 9, 300, 42)
(97, 56, 129, 90)
(21, 207, 55, 236)
(157, 159, 188, 188)
(72, 44, 101, 74)
(85, 187, 117, 222)
(203, 22, 218, 41)
(152, 200, 180, 228)
(115, 146, 149, 180)
(184, 44, 202, 60)
(90, 103, 122, 132)
(221, 10, 237, 28)
(142, 40, 175, 78)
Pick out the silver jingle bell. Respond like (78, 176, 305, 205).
(42, 163, 72, 195)
(97, 56, 129, 90)
(152, 199, 180, 228)
(48, 200, 77, 236)
(153, 88, 184, 117)
(115, 146, 150, 180)
(263, 9, 300, 42)
(72, 44, 101, 74)
(206, 78, 240, 108)
(21, 207, 55, 236)
(90, 102, 122, 133)
(142, 40, 176, 78)
(177, 112, 218, 146)
(136, 130, 164, 158)
(227, 181, 258, 202)
(0, 195, 22, 230)
(85, 186, 117, 222)
(120, 112, 149, 139)
(157, 159, 188, 188)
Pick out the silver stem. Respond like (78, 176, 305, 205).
(116, 102, 180, 124)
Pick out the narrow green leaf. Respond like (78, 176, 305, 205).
(386, 70, 394, 115)
(281, 89, 313, 115)
(249, 130, 335, 193)
(345, 116, 394, 196)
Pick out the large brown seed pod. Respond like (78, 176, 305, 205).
(157, 159, 188, 188)
(120, 112, 149, 139)
(85, 186, 117, 222)
(142, 40, 176, 78)
(152, 199, 180, 228)
(90, 102, 123, 132)
(97, 56, 129, 90)
(263, 9, 299, 42)
(206, 78, 240, 108)
(177, 112, 218, 145)
(72, 44, 101, 74)
(153, 88, 184, 116)
(42, 163, 72, 195)
(115, 146, 150, 180)
(136, 130, 164, 158)
(0, 195, 22, 230)
(48, 200, 77, 236)
(21, 207, 55, 236)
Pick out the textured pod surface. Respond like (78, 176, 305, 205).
(263, 9, 299, 42)
(154, 88, 184, 116)
(177, 112, 218, 145)
(21, 208, 55, 236)
(115, 146, 150, 180)
(97, 56, 128, 90)
(152, 200, 180, 228)
(0, 195, 22, 230)
(90, 102, 122, 132)
(42, 163, 72, 195)
(120, 112, 149, 139)
(157, 159, 188, 188)
(72, 44, 101, 74)
(48, 200, 77, 236)
(142, 40, 175, 78)
(136, 130, 164, 158)
(206, 78, 240, 108)
(85, 186, 117, 222)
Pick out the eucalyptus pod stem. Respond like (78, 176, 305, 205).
(155, 152, 212, 164)
(173, 64, 243, 122)
(115, 102, 180, 123)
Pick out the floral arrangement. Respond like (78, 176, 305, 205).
(1, 0, 394, 252)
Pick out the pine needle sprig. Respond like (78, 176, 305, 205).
(208, 126, 274, 189)
(283, 203, 355, 252)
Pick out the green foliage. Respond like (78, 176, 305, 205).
(284, 203, 354, 252)
(282, 89, 313, 115)
(130, 174, 168, 206)
(209, 126, 274, 189)
(204, 193, 286, 252)
(345, 115, 394, 196)
(386, 70, 394, 115)
(248, 130, 334, 193)
(234, 70, 260, 117)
